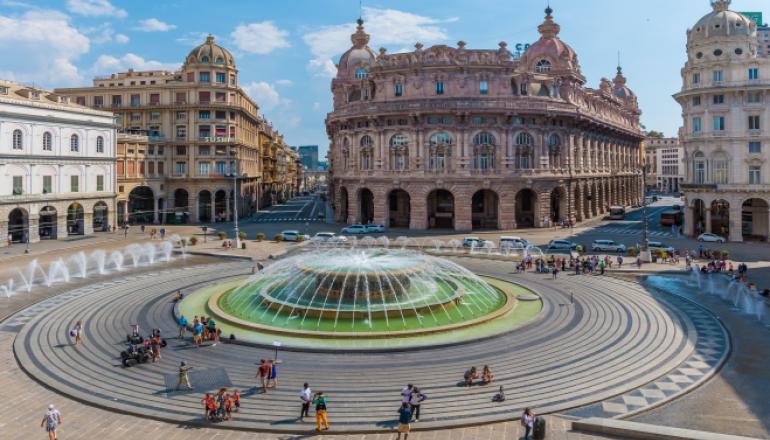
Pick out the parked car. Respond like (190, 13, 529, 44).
(547, 239, 578, 250)
(697, 233, 726, 243)
(463, 237, 484, 248)
(365, 224, 386, 233)
(647, 241, 674, 254)
(313, 232, 337, 242)
(341, 224, 368, 234)
(591, 239, 626, 253)
(499, 236, 530, 249)
(281, 230, 302, 241)
(331, 235, 349, 243)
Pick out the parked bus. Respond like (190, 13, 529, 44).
(660, 209, 683, 226)
(608, 205, 626, 220)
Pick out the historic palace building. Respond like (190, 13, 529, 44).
(679, 1, 770, 242)
(0, 81, 116, 246)
(56, 36, 298, 225)
(326, 8, 645, 230)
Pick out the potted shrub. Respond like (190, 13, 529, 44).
(189, 236, 198, 246)
(241, 242, 247, 249)
(297, 235, 305, 242)
(238, 231, 247, 241)
(274, 233, 284, 242)
(217, 231, 227, 240)
(256, 232, 265, 242)
(627, 246, 637, 256)
(575, 244, 584, 253)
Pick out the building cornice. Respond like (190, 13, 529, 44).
(0, 110, 116, 129)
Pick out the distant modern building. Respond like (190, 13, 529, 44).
(740, 11, 770, 56)
(296, 145, 320, 170)
(0, 80, 116, 246)
(645, 136, 684, 193)
(678, 0, 770, 242)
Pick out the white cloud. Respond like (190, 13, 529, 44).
(303, 7, 454, 78)
(91, 53, 180, 74)
(275, 79, 293, 86)
(0, 10, 89, 86)
(66, 0, 126, 18)
(312, 101, 321, 111)
(242, 80, 298, 128)
(83, 23, 128, 44)
(231, 21, 290, 55)
(176, 31, 210, 46)
(134, 18, 176, 32)
(115, 33, 129, 43)
(242, 81, 281, 110)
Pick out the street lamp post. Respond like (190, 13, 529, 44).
(232, 173, 240, 249)
(639, 163, 652, 262)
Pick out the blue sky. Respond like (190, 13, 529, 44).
(1, 0, 768, 157)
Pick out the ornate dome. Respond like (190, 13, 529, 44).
(689, 1, 755, 43)
(337, 18, 376, 78)
(612, 66, 635, 99)
(520, 7, 580, 75)
(185, 35, 236, 68)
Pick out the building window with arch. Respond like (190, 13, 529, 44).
(429, 132, 452, 146)
(96, 136, 104, 153)
(361, 150, 372, 170)
(355, 68, 368, 79)
(693, 152, 706, 184)
(42, 132, 52, 151)
(389, 134, 408, 171)
(749, 163, 762, 184)
(535, 59, 552, 73)
(473, 131, 495, 146)
(713, 155, 728, 184)
(360, 135, 373, 148)
(472, 131, 496, 170)
(515, 132, 534, 169)
(12, 129, 22, 150)
(70, 134, 79, 152)
(548, 134, 561, 168)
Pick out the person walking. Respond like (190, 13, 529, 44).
(41, 404, 62, 440)
(409, 387, 426, 422)
(268, 359, 278, 388)
(193, 320, 203, 347)
(151, 333, 161, 362)
(71, 320, 83, 345)
(313, 391, 329, 432)
(256, 359, 270, 393)
(521, 407, 535, 440)
(552, 266, 559, 279)
(176, 361, 193, 391)
(396, 402, 413, 439)
(178, 314, 188, 339)
(300, 383, 312, 421)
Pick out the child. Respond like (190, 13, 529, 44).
(233, 389, 241, 412)
(224, 392, 233, 420)
(201, 394, 212, 418)
(206, 394, 217, 421)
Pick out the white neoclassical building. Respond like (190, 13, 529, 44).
(678, 1, 770, 242)
(0, 80, 116, 246)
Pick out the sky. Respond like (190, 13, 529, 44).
(1, 0, 768, 157)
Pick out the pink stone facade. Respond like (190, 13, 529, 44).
(326, 9, 645, 230)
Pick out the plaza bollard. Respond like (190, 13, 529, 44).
(533, 415, 546, 439)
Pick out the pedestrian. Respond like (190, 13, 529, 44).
(193, 320, 203, 346)
(40, 404, 62, 440)
(396, 402, 412, 439)
(599, 259, 605, 275)
(256, 359, 270, 393)
(636, 256, 642, 269)
(201, 393, 213, 418)
(552, 266, 559, 279)
(176, 361, 193, 391)
(617, 255, 623, 268)
(401, 384, 414, 404)
(409, 387, 426, 422)
(141, 224, 146, 234)
(521, 407, 535, 440)
(178, 314, 188, 339)
(300, 383, 312, 421)
(268, 359, 278, 388)
(313, 391, 329, 432)
(71, 320, 83, 345)
(151, 333, 161, 362)
(233, 389, 241, 412)
(7, 233, 11, 246)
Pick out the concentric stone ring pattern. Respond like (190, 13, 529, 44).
(10, 261, 729, 433)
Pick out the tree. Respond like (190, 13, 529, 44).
(646, 130, 665, 138)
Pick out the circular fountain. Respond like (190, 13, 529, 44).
(181, 248, 542, 350)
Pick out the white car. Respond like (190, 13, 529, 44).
(341, 224, 367, 234)
(313, 232, 337, 242)
(499, 236, 530, 249)
(281, 230, 302, 241)
(547, 239, 577, 250)
(648, 241, 674, 253)
(591, 239, 626, 253)
(463, 237, 483, 248)
(365, 224, 386, 233)
(697, 233, 726, 243)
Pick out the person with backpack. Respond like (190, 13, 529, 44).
(396, 402, 413, 439)
(300, 383, 312, 421)
(313, 391, 329, 432)
(408, 387, 426, 422)
(521, 407, 535, 440)
(41, 404, 62, 440)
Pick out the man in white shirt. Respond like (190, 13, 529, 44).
(300, 383, 312, 421)
(401, 384, 414, 403)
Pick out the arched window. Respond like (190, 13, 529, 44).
(693, 152, 706, 184)
(70, 134, 79, 152)
(201, 56, 210, 63)
(535, 59, 552, 73)
(390, 133, 409, 147)
(342, 138, 350, 149)
(749, 161, 762, 184)
(429, 132, 452, 145)
(42, 132, 52, 151)
(215, 57, 224, 64)
(12, 129, 22, 150)
(96, 136, 104, 153)
(360, 135, 373, 148)
(355, 68, 368, 79)
(713, 154, 728, 184)
(516, 132, 534, 145)
(361, 151, 372, 170)
(473, 131, 495, 146)
(548, 134, 561, 168)
(548, 134, 560, 148)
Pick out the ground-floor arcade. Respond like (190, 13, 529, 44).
(332, 174, 643, 230)
(685, 190, 770, 242)
(0, 196, 116, 247)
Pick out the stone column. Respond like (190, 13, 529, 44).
(685, 206, 695, 237)
(192, 196, 200, 223)
(28, 214, 40, 243)
(348, 191, 359, 224)
(225, 195, 231, 221)
(574, 184, 584, 222)
(84, 212, 94, 235)
(410, 198, 427, 230)
(729, 206, 743, 242)
(210, 199, 216, 224)
(373, 188, 387, 226)
(0, 220, 7, 247)
(499, 189, 516, 229)
(57, 214, 69, 239)
(705, 208, 712, 233)
(153, 197, 159, 224)
(454, 187, 472, 231)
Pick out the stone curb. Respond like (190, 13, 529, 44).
(573, 417, 762, 440)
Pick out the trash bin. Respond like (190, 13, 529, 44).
(533, 415, 546, 439)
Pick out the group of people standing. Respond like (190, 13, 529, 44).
(177, 314, 220, 347)
(201, 388, 240, 422)
(396, 384, 428, 439)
